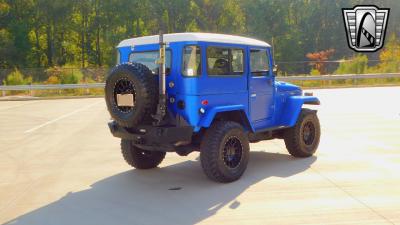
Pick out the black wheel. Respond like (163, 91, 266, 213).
(121, 139, 166, 169)
(200, 121, 250, 183)
(105, 63, 157, 128)
(284, 109, 320, 157)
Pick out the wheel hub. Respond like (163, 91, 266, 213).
(114, 78, 136, 113)
(302, 121, 315, 145)
(223, 137, 243, 169)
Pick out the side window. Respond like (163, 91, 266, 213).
(207, 47, 244, 76)
(182, 46, 201, 76)
(250, 49, 269, 76)
(232, 49, 244, 73)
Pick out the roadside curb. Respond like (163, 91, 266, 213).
(0, 95, 104, 101)
(302, 84, 400, 90)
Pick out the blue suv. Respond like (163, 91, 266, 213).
(105, 33, 320, 183)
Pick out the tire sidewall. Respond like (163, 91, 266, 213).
(105, 65, 153, 127)
(121, 139, 166, 169)
(298, 113, 320, 155)
(217, 127, 250, 180)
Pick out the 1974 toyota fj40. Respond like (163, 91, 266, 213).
(105, 33, 320, 183)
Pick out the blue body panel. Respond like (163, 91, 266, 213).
(198, 104, 247, 128)
(118, 40, 319, 134)
(277, 95, 320, 127)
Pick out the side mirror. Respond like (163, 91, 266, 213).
(272, 65, 278, 75)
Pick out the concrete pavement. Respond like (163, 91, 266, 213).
(0, 87, 399, 225)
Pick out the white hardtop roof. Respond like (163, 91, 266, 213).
(117, 33, 270, 48)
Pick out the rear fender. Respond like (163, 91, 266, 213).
(280, 96, 320, 127)
(197, 105, 253, 132)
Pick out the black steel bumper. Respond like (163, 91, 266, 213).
(108, 121, 193, 146)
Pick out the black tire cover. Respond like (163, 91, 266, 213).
(105, 63, 157, 128)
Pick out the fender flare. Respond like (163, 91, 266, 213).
(197, 105, 253, 131)
(280, 96, 320, 127)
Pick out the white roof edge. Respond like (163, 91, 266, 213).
(117, 33, 270, 48)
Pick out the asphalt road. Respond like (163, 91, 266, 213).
(0, 87, 399, 225)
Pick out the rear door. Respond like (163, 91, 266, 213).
(249, 48, 274, 124)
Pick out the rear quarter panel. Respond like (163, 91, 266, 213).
(174, 42, 250, 132)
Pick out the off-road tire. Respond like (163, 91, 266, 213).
(284, 109, 320, 157)
(121, 139, 166, 169)
(200, 121, 250, 183)
(105, 63, 157, 128)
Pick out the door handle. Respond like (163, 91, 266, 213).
(251, 94, 257, 98)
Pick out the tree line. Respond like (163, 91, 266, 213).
(0, 0, 399, 70)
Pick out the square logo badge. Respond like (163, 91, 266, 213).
(342, 5, 390, 52)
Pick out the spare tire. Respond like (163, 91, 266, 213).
(105, 63, 157, 128)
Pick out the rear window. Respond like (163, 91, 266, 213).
(129, 50, 172, 75)
(207, 47, 244, 76)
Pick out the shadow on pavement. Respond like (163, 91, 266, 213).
(5, 151, 316, 225)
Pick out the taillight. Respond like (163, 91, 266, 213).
(201, 100, 209, 106)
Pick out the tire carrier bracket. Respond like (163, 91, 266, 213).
(152, 31, 167, 125)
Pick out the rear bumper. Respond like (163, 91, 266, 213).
(108, 121, 193, 146)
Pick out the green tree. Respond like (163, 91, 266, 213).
(0, 0, 399, 75)
(335, 55, 369, 74)
(0, 29, 17, 68)
(4, 69, 32, 85)
(368, 34, 400, 73)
